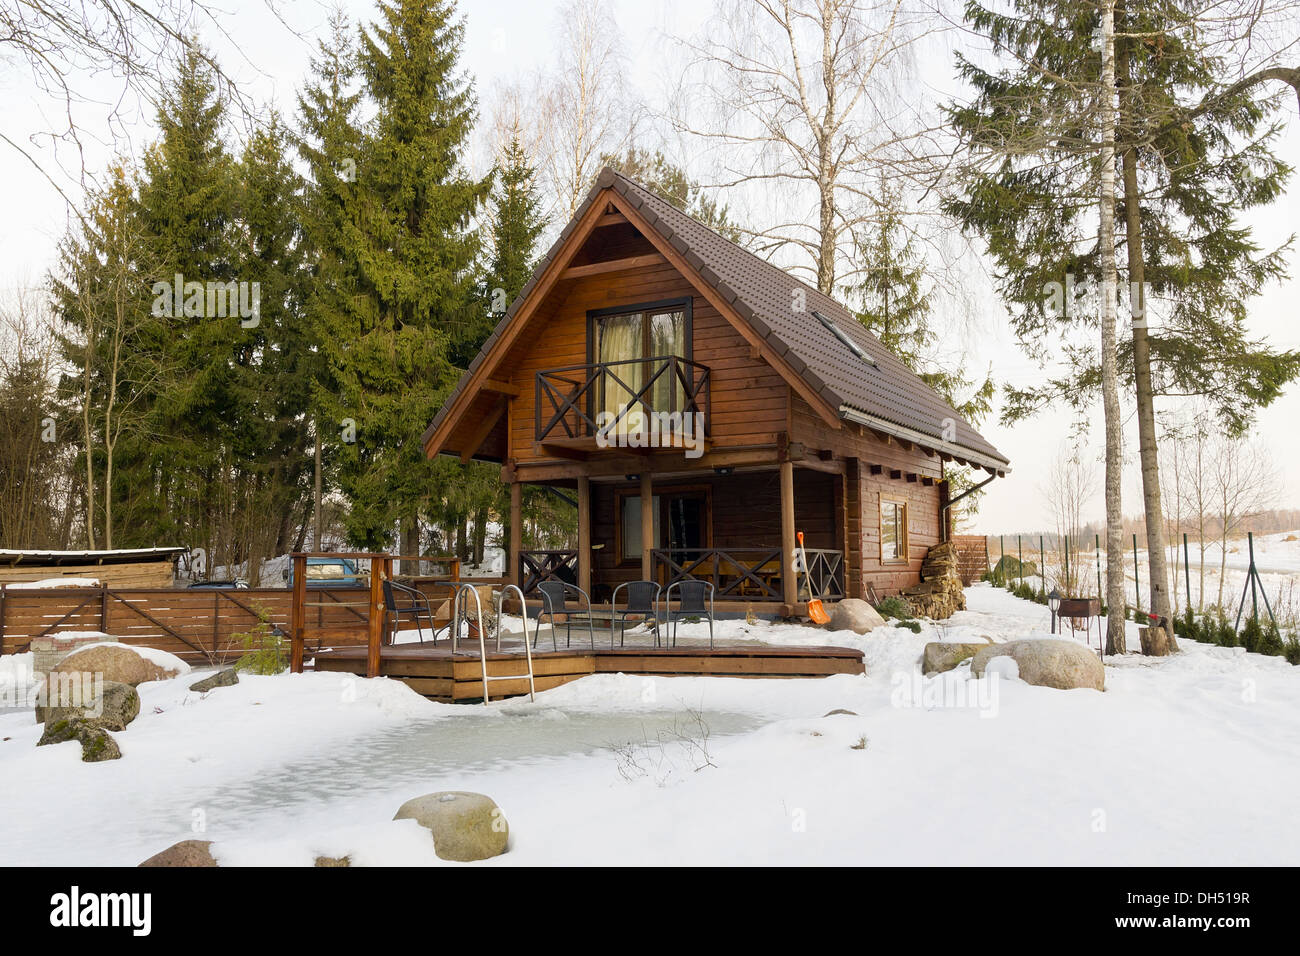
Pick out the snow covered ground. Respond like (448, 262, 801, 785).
(2, 583, 1298, 866)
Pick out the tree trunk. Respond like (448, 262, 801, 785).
(1116, 20, 1177, 650)
(313, 423, 322, 551)
(472, 506, 487, 567)
(1099, 0, 1128, 654)
(401, 517, 420, 575)
(816, 174, 836, 294)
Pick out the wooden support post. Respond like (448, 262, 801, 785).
(780, 459, 798, 608)
(577, 476, 592, 596)
(509, 481, 523, 590)
(290, 553, 306, 673)
(640, 472, 654, 582)
(367, 556, 387, 679)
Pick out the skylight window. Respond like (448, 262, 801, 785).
(813, 310, 877, 368)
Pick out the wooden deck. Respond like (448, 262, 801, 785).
(311, 637, 865, 703)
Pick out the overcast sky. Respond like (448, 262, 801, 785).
(2, 0, 1296, 535)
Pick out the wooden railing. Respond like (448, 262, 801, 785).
(519, 550, 579, 594)
(289, 553, 462, 678)
(801, 548, 846, 601)
(535, 355, 710, 444)
(652, 547, 844, 602)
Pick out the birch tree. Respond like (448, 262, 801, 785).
(671, 0, 940, 293)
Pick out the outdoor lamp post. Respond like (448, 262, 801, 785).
(1048, 588, 1062, 634)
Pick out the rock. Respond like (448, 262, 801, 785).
(190, 668, 239, 693)
(922, 642, 989, 674)
(825, 599, 886, 634)
(77, 725, 122, 762)
(314, 855, 351, 867)
(37, 718, 122, 761)
(393, 791, 508, 862)
(971, 639, 1105, 691)
(51, 642, 187, 687)
(822, 709, 859, 717)
(139, 840, 218, 867)
(900, 541, 966, 620)
(37, 679, 139, 730)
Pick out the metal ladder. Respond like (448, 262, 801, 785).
(449, 583, 536, 704)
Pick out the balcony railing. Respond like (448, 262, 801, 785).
(652, 547, 845, 602)
(535, 355, 710, 445)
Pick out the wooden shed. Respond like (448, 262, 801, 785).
(0, 547, 186, 589)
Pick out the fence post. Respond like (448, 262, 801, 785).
(1095, 534, 1102, 602)
(366, 555, 388, 679)
(1018, 535, 1023, 588)
(290, 553, 306, 674)
(1064, 535, 1070, 592)
(1039, 536, 1045, 593)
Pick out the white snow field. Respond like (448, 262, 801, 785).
(1, 583, 1297, 866)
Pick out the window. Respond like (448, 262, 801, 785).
(591, 299, 689, 429)
(616, 486, 711, 564)
(620, 494, 661, 561)
(881, 497, 908, 562)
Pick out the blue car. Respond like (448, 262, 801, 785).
(284, 557, 367, 589)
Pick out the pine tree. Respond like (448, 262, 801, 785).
(296, 10, 366, 551)
(487, 133, 547, 312)
(317, 0, 491, 550)
(233, 114, 313, 576)
(601, 148, 742, 243)
(132, 42, 242, 556)
(51, 163, 165, 550)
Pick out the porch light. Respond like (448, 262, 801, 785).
(625, 474, 640, 481)
(714, 466, 733, 476)
(1047, 588, 1061, 634)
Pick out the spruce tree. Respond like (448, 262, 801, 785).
(132, 42, 241, 556)
(318, 0, 490, 550)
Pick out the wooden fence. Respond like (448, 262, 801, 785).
(0, 585, 374, 665)
(951, 535, 990, 586)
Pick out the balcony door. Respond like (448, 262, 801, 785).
(590, 298, 689, 434)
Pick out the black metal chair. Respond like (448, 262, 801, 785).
(610, 580, 661, 647)
(664, 579, 715, 649)
(382, 579, 442, 644)
(535, 580, 596, 650)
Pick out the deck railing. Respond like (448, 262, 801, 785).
(535, 355, 710, 444)
(651, 547, 844, 602)
(518, 549, 579, 594)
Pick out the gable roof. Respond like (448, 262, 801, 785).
(424, 168, 1009, 473)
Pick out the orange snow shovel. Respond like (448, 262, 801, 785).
(797, 531, 831, 624)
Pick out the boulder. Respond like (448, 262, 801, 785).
(971, 639, 1104, 691)
(393, 791, 508, 862)
(314, 855, 351, 867)
(825, 599, 886, 634)
(190, 668, 239, 693)
(51, 642, 187, 687)
(37, 718, 122, 761)
(139, 840, 218, 867)
(922, 642, 989, 675)
(37, 679, 138, 730)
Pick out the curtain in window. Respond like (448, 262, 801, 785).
(598, 312, 644, 432)
(649, 310, 685, 413)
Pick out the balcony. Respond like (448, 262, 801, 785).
(535, 355, 711, 454)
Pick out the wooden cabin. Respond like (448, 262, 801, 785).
(423, 169, 1009, 615)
